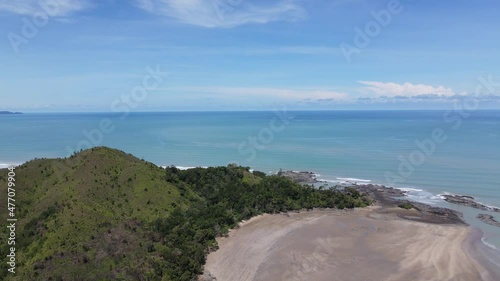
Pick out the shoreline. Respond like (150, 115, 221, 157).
(4, 162, 500, 268)
(465, 228, 500, 281)
(203, 206, 499, 281)
(278, 170, 500, 244)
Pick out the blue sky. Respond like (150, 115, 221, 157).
(1, 0, 499, 111)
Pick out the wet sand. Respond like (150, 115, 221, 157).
(204, 207, 498, 281)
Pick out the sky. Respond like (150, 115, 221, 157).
(0, 0, 500, 112)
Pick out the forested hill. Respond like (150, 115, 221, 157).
(0, 147, 370, 280)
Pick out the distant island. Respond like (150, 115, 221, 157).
(0, 111, 22, 114)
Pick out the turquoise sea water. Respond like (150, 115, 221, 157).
(1, 110, 500, 252)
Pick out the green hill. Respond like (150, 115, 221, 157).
(0, 147, 193, 280)
(0, 147, 370, 280)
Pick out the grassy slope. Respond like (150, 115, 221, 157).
(0, 147, 192, 280)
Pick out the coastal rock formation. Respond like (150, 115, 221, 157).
(354, 184, 406, 205)
(409, 202, 466, 225)
(477, 214, 500, 227)
(275, 173, 467, 225)
(353, 185, 466, 225)
(277, 170, 319, 184)
(442, 195, 500, 213)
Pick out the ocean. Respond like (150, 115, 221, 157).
(1, 110, 500, 250)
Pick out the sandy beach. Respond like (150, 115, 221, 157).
(204, 207, 498, 281)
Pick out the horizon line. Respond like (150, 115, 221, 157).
(6, 109, 500, 114)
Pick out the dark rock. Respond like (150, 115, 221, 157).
(477, 214, 500, 227)
(353, 184, 406, 206)
(352, 185, 466, 225)
(278, 170, 319, 184)
(442, 195, 500, 213)
(278, 171, 467, 225)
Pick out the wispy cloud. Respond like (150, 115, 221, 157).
(359, 81, 455, 98)
(153, 86, 349, 101)
(134, 0, 306, 28)
(121, 45, 340, 57)
(0, 0, 90, 17)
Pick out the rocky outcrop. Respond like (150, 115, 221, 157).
(354, 184, 406, 205)
(278, 171, 468, 225)
(277, 170, 319, 184)
(353, 185, 466, 225)
(409, 201, 466, 225)
(477, 214, 500, 227)
(442, 195, 500, 213)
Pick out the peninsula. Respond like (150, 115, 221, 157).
(1, 148, 498, 281)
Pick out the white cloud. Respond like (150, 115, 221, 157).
(153, 86, 349, 101)
(359, 81, 455, 98)
(0, 0, 90, 17)
(212, 87, 349, 100)
(134, 0, 306, 28)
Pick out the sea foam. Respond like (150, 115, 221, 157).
(336, 177, 372, 183)
(482, 237, 500, 251)
(395, 187, 445, 205)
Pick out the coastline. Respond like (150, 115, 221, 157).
(284, 170, 500, 246)
(203, 180, 498, 281)
(465, 228, 500, 281)
(203, 206, 499, 281)
(3, 162, 499, 278)
(4, 163, 500, 243)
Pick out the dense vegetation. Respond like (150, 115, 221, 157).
(0, 147, 370, 280)
(153, 166, 370, 280)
